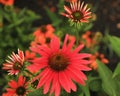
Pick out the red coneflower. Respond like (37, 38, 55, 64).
(0, 0, 14, 6)
(61, 0, 91, 24)
(2, 49, 25, 75)
(30, 34, 91, 96)
(2, 75, 29, 96)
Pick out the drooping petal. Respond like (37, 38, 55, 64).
(67, 67, 85, 85)
(59, 71, 71, 93)
(43, 71, 55, 94)
(37, 68, 52, 88)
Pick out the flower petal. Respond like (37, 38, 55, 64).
(59, 71, 70, 93)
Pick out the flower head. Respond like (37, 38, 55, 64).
(2, 49, 25, 75)
(30, 34, 91, 96)
(0, 0, 14, 6)
(61, 0, 91, 24)
(2, 75, 29, 96)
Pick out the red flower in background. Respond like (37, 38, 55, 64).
(89, 52, 109, 70)
(82, 31, 103, 50)
(33, 24, 55, 38)
(31, 24, 55, 47)
(31, 32, 56, 47)
(2, 49, 25, 75)
(30, 34, 91, 96)
(61, 0, 91, 23)
(0, 0, 14, 6)
(2, 75, 29, 96)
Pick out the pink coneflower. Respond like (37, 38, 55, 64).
(61, 0, 91, 23)
(30, 34, 91, 96)
(2, 49, 25, 75)
(2, 75, 29, 96)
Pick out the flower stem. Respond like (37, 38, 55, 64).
(75, 25, 79, 46)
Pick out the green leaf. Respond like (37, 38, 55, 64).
(113, 62, 120, 78)
(108, 35, 120, 57)
(79, 84, 90, 96)
(96, 60, 117, 96)
(27, 88, 49, 96)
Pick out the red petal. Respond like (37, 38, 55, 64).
(37, 68, 52, 88)
(67, 67, 85, 85)
(18, 75, 25, 86)
(50, 36, 60, 53)
(59, 71, 70, 93)
(62, 34, 69, 52)
(8, 80, 17, 88)
(64, 70, 77, 91)
(50, 74, 57, 94)
(73, 44, 84, 53)
(43, 71, 55, 94)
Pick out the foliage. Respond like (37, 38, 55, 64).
(0, 0, 120, 96)
(0, 6, 40, 64)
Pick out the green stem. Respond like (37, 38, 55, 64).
(75, 25, 79, 46)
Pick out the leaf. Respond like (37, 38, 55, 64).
(108, 35, 120, 57)
(113, 74, 120, 96)
(113, 62, 120, 78)
(96, 60, 117, 96)
(27, 88, 49, 96)
(79, 84, 90, 96)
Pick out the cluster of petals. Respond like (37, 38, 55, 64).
(2, 49, 25, 75)
(0, 0, 14, 6)
(89, 52, 109, 70)
(31, 24, 55, 46)
(30, 34, 91, 96)
(2, 75, 29, 96)
(61, 0, 91, 23)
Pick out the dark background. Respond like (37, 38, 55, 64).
(14, 0, 120, 36)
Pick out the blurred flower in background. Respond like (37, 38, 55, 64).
(89, 52, 109, 70)
(0, 0, 14, 6)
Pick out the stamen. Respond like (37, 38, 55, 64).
(72, 11, 83, 21)
(16, 86, 26, 95)
(49, 53, 69, 71)
(13, 62, 22, 70)
(40, 25, 47, 33)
